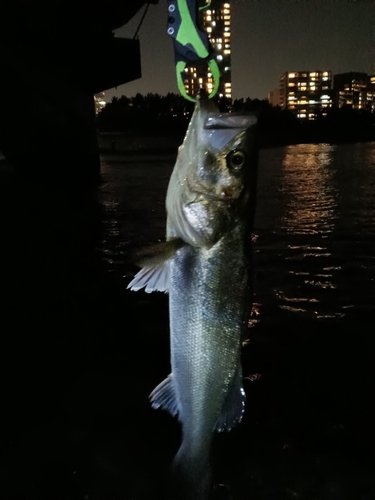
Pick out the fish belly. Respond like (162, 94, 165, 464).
(169, 229, 249, 440)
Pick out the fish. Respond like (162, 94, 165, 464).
(128, 90, 258, 499)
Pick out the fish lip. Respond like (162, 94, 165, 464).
(189, 190, 233, 203)
(186, 179, 237, 203)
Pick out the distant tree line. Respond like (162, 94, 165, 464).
(97, 93, 375, 147)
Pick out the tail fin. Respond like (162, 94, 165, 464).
(169, 441, 212, 500)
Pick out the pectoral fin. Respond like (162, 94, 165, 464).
(149, 374, 179, 417)
(127, 238, 185, 293)
(134, 238, 185, 267)
(215, 368, 246, 432)
(127, 261, 170, 293)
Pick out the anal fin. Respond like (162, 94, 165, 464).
(149, 374, 179, 417)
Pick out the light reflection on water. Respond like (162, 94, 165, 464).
(280, 144, 338, 236)
(254, 142, 375, 324)
(98, 143, 375, 328)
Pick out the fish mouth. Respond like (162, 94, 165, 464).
(186, 179, 243, 203)
(186, 174, 241, 204)
(189, 191, 236, 204)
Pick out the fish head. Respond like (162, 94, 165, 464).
(166, 90, 258, 247)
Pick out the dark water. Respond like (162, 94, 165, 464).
(1, 143, 375, 499)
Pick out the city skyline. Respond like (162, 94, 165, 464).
(104, 0, 374, 102)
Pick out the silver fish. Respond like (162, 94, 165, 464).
(128, 91, 258, 499)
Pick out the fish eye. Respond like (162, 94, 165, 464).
(227, 150, 246, 170)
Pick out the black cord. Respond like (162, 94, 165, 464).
(133, 2, 151, 39)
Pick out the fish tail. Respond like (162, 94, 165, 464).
(169, 440, 212, 500)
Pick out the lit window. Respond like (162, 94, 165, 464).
(321, 95, 330, 99)
(224, 21, 230, 25)
(206, 15, 211, 21)
(223, 9, 230, 14)
(199, 78, 203, 83)
(224, 27, 229, 31)
(322, 76, 329, 81)
(217, 55, 223, 61)
(225, 83, 231, 87)
(224, 32, 230, 37)
(212, 21, 216, 26)
(288, 83, 295, 87)
(225, 94, 231, 98)
(225, 43, 230, 48)
(310, 86, 316, 91)
(310, 72, 317, 77)
(217, 44, 222, 49)
(288, 73, 296, 78)
(323, 71, 329, 76)
(224, 50, 230, 54)
(224, 3, 230, 7)
(207, 27, 212, 32)
(224, 15, 230, 20)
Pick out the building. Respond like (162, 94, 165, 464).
(279, 71, 333, 119)
(183, 0, 232, 99)
(333, 72, 374, 111)
(268, 88, 282, 107)
(94, 92, 106, 115)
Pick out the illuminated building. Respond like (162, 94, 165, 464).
(279, 71, 333, 119)
(94, 92, 106, 115)
(183, 1, 232, 99)
(333, 72, 374, 111)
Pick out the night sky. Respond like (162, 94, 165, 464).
(104, 0, 375, 102)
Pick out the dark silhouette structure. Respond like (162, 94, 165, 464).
(0, 0, 158, 181)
